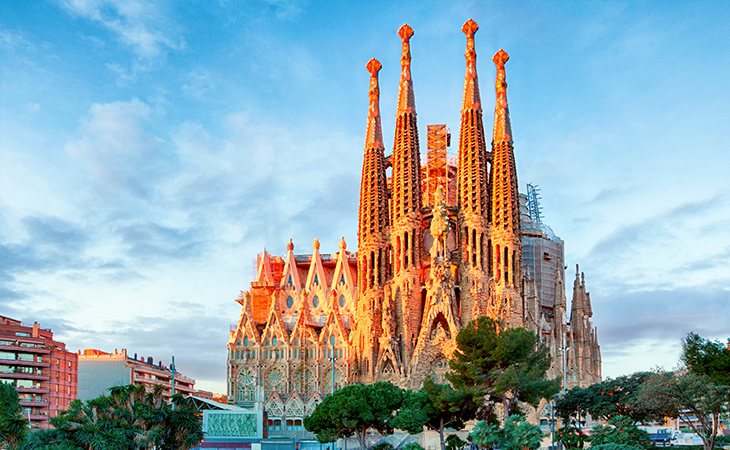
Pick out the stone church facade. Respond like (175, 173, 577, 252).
(226, 20, 601, 424)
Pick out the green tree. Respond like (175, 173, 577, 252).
(448, 316, 560, 417)
(445, 434, 466, 450)
(556, 372, 659, 424)
(392, 377, 480, 450)
(401, 443, 424, 450)
(0, 383, 29, 448)
(589, 445, 641, 450)
(638, 371, 728, 450)
(18, 428, 80, 450)
(24, 384, 202, 450)
(555, 424, 587, 449)
(469, 414, 542, 450)
(304, 382, 405, 450)
(589, 416, 650, 450)
(682, 333, 730, 386)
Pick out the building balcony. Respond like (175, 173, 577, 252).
(17, 386, 49, 394)
(0, 344, 50, 354)
(0, 358, 49, 368)
(19, 398, 48, 407)
(0, 371, 47, 381)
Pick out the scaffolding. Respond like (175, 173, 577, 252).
(526, 183, 543, 226)
(424, 124, 452, 207)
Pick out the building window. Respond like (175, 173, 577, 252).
(312, 295, 319, 308)
(286, 296, 294, 309)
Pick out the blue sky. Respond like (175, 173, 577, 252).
(1, 0, 729, 393)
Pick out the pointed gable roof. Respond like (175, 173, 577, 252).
(229, 293, 261, 347)
(319, 294, 350, 345)
(305, 238, 329, 293)
(289, 294, 318, 344)
(330, 236, 355, 295)
(280, 239, 302, 292)
(255, 250, 274, 284)
(261, 295, 290, 343)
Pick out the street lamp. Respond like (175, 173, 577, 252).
(329, 336, 337, 395)
(329, 335, 338, 450)
(561, 324, 571, 395)
(170, 355, 177, 411)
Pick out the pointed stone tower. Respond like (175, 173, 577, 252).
(488, 49, 524, 327)
(569, 265, 601, 387)
(456, 19, 491, 325)
(354, 58, 389, 381)
(387, 24, 424, 369)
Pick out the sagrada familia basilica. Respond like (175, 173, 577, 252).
(227, 20, 601, 423)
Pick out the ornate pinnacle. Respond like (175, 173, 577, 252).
(493, 49, 509, 68)
(364, 58, 384, 150)
(366, 57, 382, 76)
(287, 238, 294, 251)
(463, 19, 478, 65)
(461, 19, 481, 111)
(398, 23, 414, 42)
(462, 18, 479, 35)
(492, 49, 512, 142)
(313, 238, 320, 251)
(339, 236, 347, 250)
(396, 24, 416, 115)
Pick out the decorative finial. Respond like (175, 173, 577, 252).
(364, 58, 384, 150)
(313, 238, 320, 250)
(287, 238, 294, 251)
(491, 49, 512, 142)
(339, 236, 346, 250)
(493, 49, 509, 68)
(462, 19, 479, 37)
(398, 24, 414, 42)
(396, 24, 416, 114)
(366, 57, 382, 76)
(461, 19, 481, 111)
(463, 19, 478, 64)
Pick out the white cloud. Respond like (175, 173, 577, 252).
(65, 98, 173, 199)
(59, 0, 184, 59)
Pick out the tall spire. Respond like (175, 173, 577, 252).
(391, 23, 422, 223)
(488, 48, 523, 327)
(492, 49, 513, 143)
(355, 57, 389, 382)
(387, 23, 423, 371)
(358, 56, 389, 291)
(490, 49, 519, 233)
(397, 24, 416, 114)
(457, 19, 490, 324)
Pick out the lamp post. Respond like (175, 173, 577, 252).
(170, 355, 177, 411)
(329, 335, 343, 450)
(329, 336, 337, 395)
(561, 327, 570, 395)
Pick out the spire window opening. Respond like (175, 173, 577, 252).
(404, 231, 410, 268)
(495, 244, 501, 282)
(487, 239, 493, 276)
(512, 249, 517, 287)
(504, 246, 510, 286)
(471, 229, 477, 267)
(378, 248, 383, 285)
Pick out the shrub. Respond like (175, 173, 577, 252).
(401, 442, 425, 450)
(590, 444, 641, 450)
